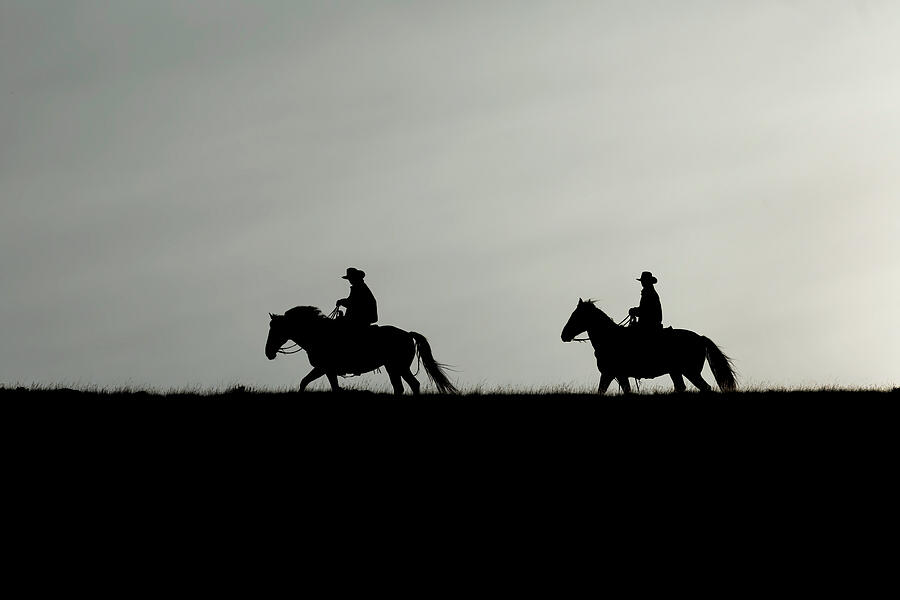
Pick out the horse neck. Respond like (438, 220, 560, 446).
(286, 316, 328, 348)
(586, 309, 617, 339)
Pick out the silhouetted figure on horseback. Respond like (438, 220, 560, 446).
(335, 267, 377, 326)
(562, 270, 736, 393)
(628, 271, 663, 331)
(267, 267, 457, 394)
(332, 267, 379, 373)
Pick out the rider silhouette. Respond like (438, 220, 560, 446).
(336, 267, 378, 326)
(629, 271, 663, 330)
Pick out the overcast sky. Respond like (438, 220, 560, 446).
(1, 1, 897, 391)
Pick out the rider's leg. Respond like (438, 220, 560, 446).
(299, 367, 325, 392)
(670, 373, 687, 392)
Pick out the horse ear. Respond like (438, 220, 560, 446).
(578, 297, 583, 304)
(269, 312, 275, 319)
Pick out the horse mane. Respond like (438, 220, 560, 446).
(583, 299, 618, 327)
(283, 306, 329, 322)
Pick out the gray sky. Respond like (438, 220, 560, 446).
(1, 1, 897, 391)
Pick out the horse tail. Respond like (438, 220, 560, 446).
(702, 337, 737, 391)
(410, 332, 458, 395)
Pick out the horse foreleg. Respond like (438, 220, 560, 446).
(325, 370, 341, 392)
(617, 377, 631, 394)
(670, 373, 687, 393)
(299, 367, 324, 392)
(598, 372, 615, 394)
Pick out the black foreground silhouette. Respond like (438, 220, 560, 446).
(266, 306, 457, 395)
(562, 299, 736, 394)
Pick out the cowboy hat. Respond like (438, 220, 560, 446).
(636, 271, 658, 284)
(342, 267, 366, 280)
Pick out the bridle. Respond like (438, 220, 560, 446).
(271, 319, 303, 354)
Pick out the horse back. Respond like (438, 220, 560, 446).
(595, 326, 706, 379)
(308, 323, 414, 375)
(373, 324, 410, 337)
(669, 327, 702, 341)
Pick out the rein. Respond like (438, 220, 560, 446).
(276, 342, 303, 355)
(276, 308, 341, 355)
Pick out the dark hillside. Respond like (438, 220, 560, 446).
(5, 386, 894, 528)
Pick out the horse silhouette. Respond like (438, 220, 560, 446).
(266, 306, 457, 395)
(561, 299, 736, 394)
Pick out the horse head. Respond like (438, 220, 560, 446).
(266, 307, 328, 360)
(561, 298, 591, 342)
(265, 312, 289, 360)
(562, 298, 617, 342)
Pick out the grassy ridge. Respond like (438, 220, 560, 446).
(2, 385, 897, 400)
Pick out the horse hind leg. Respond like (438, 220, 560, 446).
(670, 373, 687, 393)
(617, 377, 631, 394)
(387, 367, 405, 396)
(400, 368, 420, 396)
(391, 336, 420, 396)
(685, 371, 712, 392)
